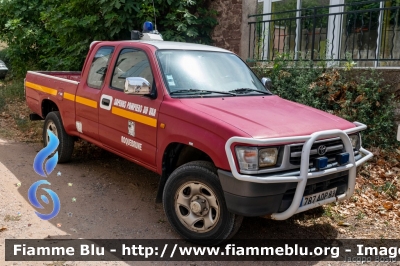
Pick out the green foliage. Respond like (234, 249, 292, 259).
(254, 57, 399, 149)
(0, 79, 25, 100)
(269, 0, 330, 28)
(0, 0, 217, 74)
(0, 48, 10, 66)
(356, 211, 365, 220)
(0, 79, 25, 111)
(0, 0, 55, 76)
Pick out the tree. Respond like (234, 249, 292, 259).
(0, 0, 56, 75)
(0, 0, 217, 74)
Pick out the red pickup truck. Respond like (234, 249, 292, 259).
(25, 34, 373, 244)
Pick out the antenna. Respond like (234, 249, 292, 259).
(152, 0, 157, 32)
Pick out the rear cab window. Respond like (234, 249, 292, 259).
(87, 46, 115, 89)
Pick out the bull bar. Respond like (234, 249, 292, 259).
(224, 122, 373, 220)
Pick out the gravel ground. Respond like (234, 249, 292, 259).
(0, 138, 398, 266)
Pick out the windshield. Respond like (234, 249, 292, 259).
(156, 50, 270, 97)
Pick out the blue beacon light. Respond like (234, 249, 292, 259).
(143, 21, 154, 33)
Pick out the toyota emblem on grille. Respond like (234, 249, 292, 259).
(317, 145, 327, 155)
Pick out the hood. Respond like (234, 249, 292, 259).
(179, 95, 355, 138)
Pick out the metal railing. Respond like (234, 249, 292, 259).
(248, 0, 400, 67)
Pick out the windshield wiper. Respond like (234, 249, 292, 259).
(170, 89, 236, 96)
(229, 88, 271, 95)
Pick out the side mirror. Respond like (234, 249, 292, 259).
(124, 77, 151, 95)
(261, 77, 272, 90)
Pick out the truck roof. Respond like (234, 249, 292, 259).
(125, 40, 233, 53)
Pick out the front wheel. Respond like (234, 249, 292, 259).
(43, 111, 74, 163)
(163, 161, 242, 245)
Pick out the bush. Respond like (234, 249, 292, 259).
(0, 48, 10, 66)
(0, 79, 25, 111)
(0, 79, 24, 99)
(253, 58, 399, 149)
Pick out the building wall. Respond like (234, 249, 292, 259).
(210, 0, 243, 56)
(240, 0, 258, 60)
(209, 0, 258, 59)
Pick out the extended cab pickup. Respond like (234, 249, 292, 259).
(25, 36, 373, 245)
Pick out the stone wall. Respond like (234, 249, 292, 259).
(211, 0, 242, 54)
(210, 0, 257, 59)
(210, 0, 243, 55)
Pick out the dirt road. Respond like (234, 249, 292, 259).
(0, 137, 398, 266)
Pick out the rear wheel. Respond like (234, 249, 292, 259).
(43, 111, 74, 163)
(163, 161, 242, 245)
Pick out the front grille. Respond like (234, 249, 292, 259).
(289, 139, 344, 165)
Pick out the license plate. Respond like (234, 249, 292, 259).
(300, 187, 337, 207)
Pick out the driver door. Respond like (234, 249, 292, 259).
(98, 45, 161, 167)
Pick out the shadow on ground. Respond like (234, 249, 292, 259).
(0, 140, 338, 264)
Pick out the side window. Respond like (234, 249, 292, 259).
(87, 46, 114, 89)
(111, 49, 153, 91)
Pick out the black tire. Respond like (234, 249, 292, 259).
(180, 161, 243, 239)
(163, 161, 242, 245)
(43, 111, 74, 163)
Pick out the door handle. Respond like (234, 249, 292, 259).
(102, 98, 110, 106)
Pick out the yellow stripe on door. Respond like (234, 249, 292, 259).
(63, 92, 76, 101)
(26, 81, 157, 126)
(112, 106, 157, 127)
(76, 96, 97, 108)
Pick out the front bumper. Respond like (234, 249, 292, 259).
(221, 122, 373, 220)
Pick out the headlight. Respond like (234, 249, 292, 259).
(259, 148, 278, 167)
(235, 146, 279, 172)
(349, 134, 360, 150)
